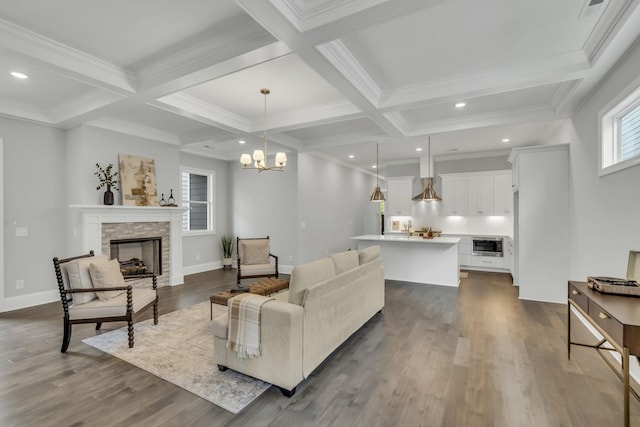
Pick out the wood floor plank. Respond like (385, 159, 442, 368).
(2, 269, 640, 426)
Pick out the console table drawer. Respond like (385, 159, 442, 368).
(589, 300, 624, 345)
(569, 283, 588, 313)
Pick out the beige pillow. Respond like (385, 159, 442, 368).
(358, 245, 381, 265)
(89, 258, 127, 301)
(288, 258, 336, 306)
(241, 240, 270, 265)
(330, 250, 359, 274)
(66, 255, 108, 304)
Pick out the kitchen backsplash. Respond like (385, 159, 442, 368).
(387, 202, 514, 237)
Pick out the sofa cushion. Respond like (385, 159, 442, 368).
(66, 255, 108, 304)
(241, 240, 270, 265)
(89, 258, 127, 301)
(288, 258, 336, 306)
(330, 250, 359, 274)
(358, 245, 381, 265)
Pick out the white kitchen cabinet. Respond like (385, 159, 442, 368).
(458, 236, 472, 266)
(471, 255, 504, 268)
(441, 171, 512, 216)
(493, 173, 514, 215)
(441, 176, 467, 215)
(386, 177, 414, 216)
(467, 175, 493, 215)
(504, 236, 514, 274)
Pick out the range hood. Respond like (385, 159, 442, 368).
(412, 137, 441, 201)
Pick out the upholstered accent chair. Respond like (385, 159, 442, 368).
(236, 236, 279, 289)
(53, 251, 158, 353)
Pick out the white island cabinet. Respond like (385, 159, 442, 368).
(351, 235, 461, 287)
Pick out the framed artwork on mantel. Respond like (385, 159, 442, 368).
(118, 154, 158, 206)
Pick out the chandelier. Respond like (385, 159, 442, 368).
(240, 88, 287, 172)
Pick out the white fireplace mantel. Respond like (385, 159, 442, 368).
(70, 205, 188, 286)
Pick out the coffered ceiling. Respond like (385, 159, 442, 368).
(1, 0, 639, 175)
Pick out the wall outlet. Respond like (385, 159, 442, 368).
(196, 254, 201, 261)
(15, 227, 28, 237)
(16, 280, 24, 289)
(288, 255, 293, 262)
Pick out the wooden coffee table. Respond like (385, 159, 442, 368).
(209, 278, 289, 319)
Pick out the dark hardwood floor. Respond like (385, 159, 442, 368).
(1, 269, 638, 426)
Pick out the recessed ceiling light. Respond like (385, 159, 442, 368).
(455, 102, 466, 108)
(502, 138, 510, 143)
(372, 165, 377, 169)
(10, 71, 28, 79)
(416, 148, 423, 152)
(348, 154, 355, 159)
(238, 140, 246, 144)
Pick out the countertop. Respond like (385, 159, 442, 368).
(351, 235, 461, 244)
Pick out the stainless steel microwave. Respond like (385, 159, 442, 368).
(472, 237, 504, 257)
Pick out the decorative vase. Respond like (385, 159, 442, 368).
(223, 257, 233, 270)
(103, 186, 114, 205)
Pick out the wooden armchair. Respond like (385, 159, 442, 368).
(235, 236, 279, 289)
(53, 251, 158, 353)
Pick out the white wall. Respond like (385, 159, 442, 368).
(179, 153, 230, 274)
(565, 38, 640, 280)
(297, 153, 378, 264)
(230, 154, 299, 269)
(1, 117, 67, 310)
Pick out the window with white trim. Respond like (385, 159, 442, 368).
(180, 168, 214, 233)
(600, 80, 640, 175)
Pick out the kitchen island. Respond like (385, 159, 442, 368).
(352, 235, 461, 287)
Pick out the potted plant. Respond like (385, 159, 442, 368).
(220, 235, 235, 269)
(95, 163, 119, 205)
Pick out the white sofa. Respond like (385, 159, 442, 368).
(211, 245, 384, 397)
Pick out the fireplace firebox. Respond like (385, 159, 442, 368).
(110, 237, 162, 276)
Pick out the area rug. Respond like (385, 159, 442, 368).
(82, 301, 271, 414)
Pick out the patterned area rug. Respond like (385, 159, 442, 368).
(82, 301, 271, 414)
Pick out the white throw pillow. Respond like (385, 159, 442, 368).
(66, 255, 108, 304)
(89, 258, 127, 301)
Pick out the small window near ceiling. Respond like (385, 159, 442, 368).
(600, 80, 640, 176)
(181, 169, 214, 233)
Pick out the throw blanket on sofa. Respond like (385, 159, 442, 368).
(227, 293, 273, 358)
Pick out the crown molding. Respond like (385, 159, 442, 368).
(0, 18, 136, 94)
(269, 0, 386, 32)
(256, 99, 362, 132)
(435, 148, 513, 162)
(582, 0, 639, 64)
(154, 93, 250, 132)
(179, 145, 233, 161)
(50, 89, 125, 125)
(388, 107, 559, 137)
(0, 97, 53, 125)
(379, 51, 591, 111)
(85, 117, 181, 145)
(136, 22, 278, 90)
(317, 40, 382, 107)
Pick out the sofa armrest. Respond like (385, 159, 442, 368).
(214, 299, 305, 391)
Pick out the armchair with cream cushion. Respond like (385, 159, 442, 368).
(53, 250, 158, 353)
(236, 236, 279, 288)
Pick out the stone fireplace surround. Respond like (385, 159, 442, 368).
(71, 205, 187, 286)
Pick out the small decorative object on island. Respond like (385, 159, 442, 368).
(95, 163, 119, 205)
(220, 235, 235, 269)
(159, 194, 167, 206)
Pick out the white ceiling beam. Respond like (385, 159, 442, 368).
(85, 118, 182, 145)
(379, 51, 592, 112)
(55, 40, 292, 129)
(0, 18, 135, 95)
(0, 97, 53, 125)
(235, 0, 404, 138)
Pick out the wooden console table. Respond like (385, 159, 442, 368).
(568, 281, 640, 427)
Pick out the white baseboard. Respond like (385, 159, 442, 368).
(280, 264, 293, 275)
(0, 289, 59, 313)
(182, 261, 224, 276)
